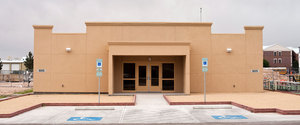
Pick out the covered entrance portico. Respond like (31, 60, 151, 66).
(108, 42, 190, 95)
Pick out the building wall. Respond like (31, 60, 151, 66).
(263, 51, 292, 68)
(33, 23, 263, 93)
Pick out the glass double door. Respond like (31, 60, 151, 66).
(122, 62, 175, 92)
(136, 63, 161, 92)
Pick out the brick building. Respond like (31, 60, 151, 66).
(263, 44, 298, 69)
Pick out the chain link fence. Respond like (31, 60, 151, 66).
(0, 70, 33, 82)
(264, 80, 300, 93)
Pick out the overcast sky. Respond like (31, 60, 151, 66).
(0, 0, 300, 58)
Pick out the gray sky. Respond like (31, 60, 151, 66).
(0, 0, 300, 58)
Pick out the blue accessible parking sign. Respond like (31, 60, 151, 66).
(202, 58, 208, 72)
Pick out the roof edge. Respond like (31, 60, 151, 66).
(33, 25, 53, 29)
(108, 41, 190, 46)
(244, 26, 264, 30)
(85, 22, 213, 26)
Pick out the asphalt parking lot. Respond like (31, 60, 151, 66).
(1, 94, 300, 125)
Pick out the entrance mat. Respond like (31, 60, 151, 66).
(0, 95, 136, 118)
(163, 95, 300, 115)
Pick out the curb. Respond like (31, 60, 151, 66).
(163, 95, 300, 115)
(0, 94, 136, 118)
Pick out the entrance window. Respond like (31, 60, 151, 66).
(123, 63, 135, 90)
(123, 80, 135, 90)
(123, 63, 135, 78)
(139, 66, 146, 86)
(151, 66, 159, 86)
(162, 63, 174, 78)
(162, 63, 174, 91)
(162, 80, 174, 90)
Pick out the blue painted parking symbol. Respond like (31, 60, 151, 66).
(212, 115, 247, 120)
(67, 117, 103, 121)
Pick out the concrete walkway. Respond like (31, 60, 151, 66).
(135, 93, 168, 106)
(2, 93, 300, 124)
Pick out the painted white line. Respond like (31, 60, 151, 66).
(119, 106, 127, 123)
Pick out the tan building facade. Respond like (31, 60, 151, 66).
(33, 22, 264, 95)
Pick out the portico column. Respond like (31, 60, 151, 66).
(184, 54, 190, 94)
(108, 53, 114, 95)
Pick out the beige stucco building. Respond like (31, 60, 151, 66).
(33, 22, 264, 95)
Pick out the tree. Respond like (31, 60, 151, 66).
(24, 51, 34, 72)
(263, 59, 270, 67)
(0, 58, 3, 70)
(292, 60, 299, 73)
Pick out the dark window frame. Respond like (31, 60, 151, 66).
(162, 63, 174, 78)
(123, 63, 135, 78)
(162, 63, 175, 91)
(138, 66, 147, 86)
(123, 63, 136, 91)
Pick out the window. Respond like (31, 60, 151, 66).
(123, 80, 135, 90)
(2, 64, 10, 70)
(123, 63, 136, 90)
(278, 51, 282, 56)
(273, 58, 277, 64)
(162, 63, 174, 78)
(123, 63, 135, 78)
(151, 66, 159, 86)
(278, 58, 282, 63)
(162, 80, 174, 90)
(162, 63, 174, 91)
(138, 66, 146, 86)
(11, 64, 20, 71)
(273, 51, 277, 56)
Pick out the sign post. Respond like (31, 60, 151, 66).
(96, 59, 103, 103)
(202, 58, 208, 103)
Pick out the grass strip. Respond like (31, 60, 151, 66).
(14, 89, 33, 94)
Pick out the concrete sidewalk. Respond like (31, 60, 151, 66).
(0, 94, 135, 114)
(135, 93, 169, 106)
(165, 91, 300, 110)
(1, 93, 300, 124)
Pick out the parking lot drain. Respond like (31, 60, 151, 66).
(67, 117, 103, 121)
(211, 115, 247, 119)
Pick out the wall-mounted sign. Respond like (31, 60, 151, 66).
(251, 69, 259, 73)
(38, 69, 45, 72)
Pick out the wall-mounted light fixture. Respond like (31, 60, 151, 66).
(227, 48, 232, 53)
(148, 57, 152, 62)
(66, 48, 71, 52)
